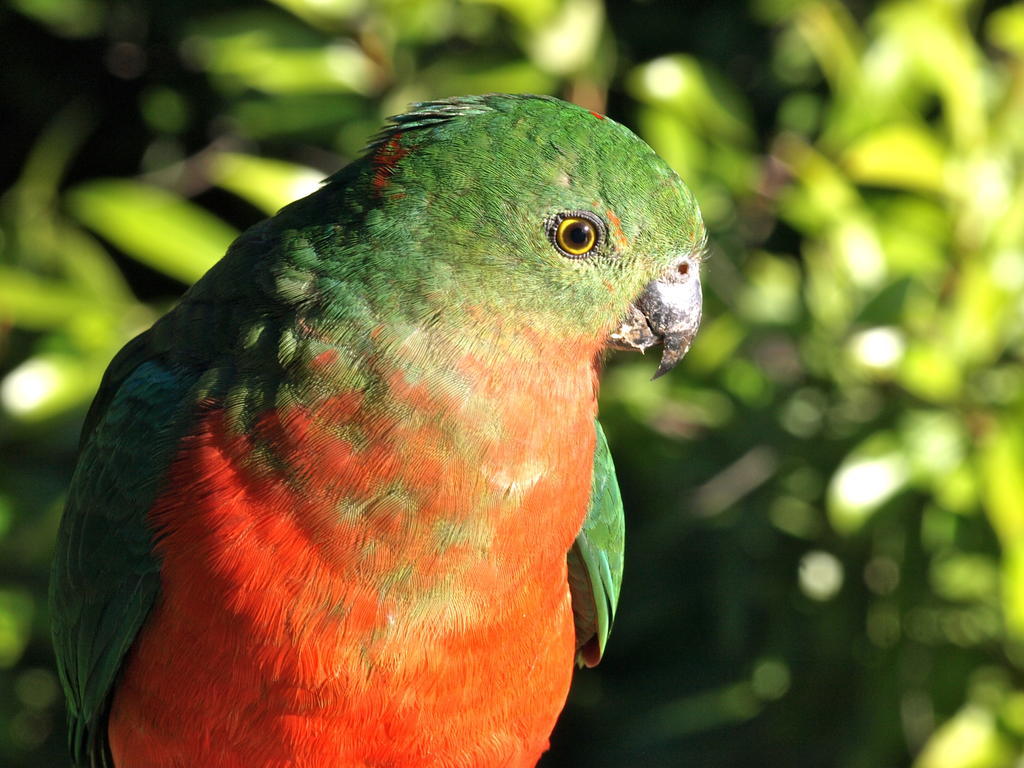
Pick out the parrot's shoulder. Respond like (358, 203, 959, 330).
(568, 419, 625, 668)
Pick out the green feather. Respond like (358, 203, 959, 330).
(50, 356, 194, 767)
(568, 420, 625, 667)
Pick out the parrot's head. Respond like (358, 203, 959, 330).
(331, 93, 705, 376)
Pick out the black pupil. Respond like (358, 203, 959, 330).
(568, 222, 591, 246)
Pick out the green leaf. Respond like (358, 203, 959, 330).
(209, 152, 324, 215)
(981, 416, 1024, 638)
(0, 588, 34, 668)
(791, 1, 862, 95)
(914, 705, 1014, 768)
(900, 341, 963, 403)
(0, 268, 102, 330)
(628, 55, 753, 144)
(737, 252, 802, 325)
(190, 17, 378, 96)
(66, 179, 237, 284)
(420, 59, 557, 99)
(264, 0, 364, 30)
(841, 123, 946, 193)
(8, 0, 104, 38)
(987, 3, 1024, 54)
(827, 432, 909, 534)
(946, 261, 1011, 367)
(520, 0, 603, 76)
(462, 0, 558, 28)
(0, 352, 109, 422)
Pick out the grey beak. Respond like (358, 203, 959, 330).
(607, 253, 703, 379)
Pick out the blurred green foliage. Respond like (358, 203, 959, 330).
(2, 0, 1023, 765)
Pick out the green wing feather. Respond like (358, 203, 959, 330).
(49, 213, 291, 767)
(49, 342, 197, 768)
(568, 419, 625, 668)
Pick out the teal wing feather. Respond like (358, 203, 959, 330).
(567, 419, 625, 668)
(49, 338, 199, 768)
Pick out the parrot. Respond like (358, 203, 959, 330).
(50, 93, 704, 768)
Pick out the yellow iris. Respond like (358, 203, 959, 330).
(555, 217, 598, 256)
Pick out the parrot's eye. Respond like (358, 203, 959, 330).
(548, 212, 604, 259)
